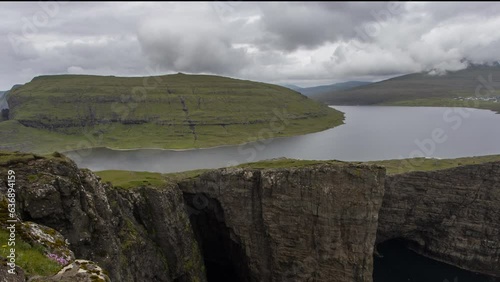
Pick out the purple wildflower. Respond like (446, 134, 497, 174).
(46, 253, 69, 266)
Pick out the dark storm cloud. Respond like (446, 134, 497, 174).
(1, 2, 500, 89)
(136, 4, 250, 75)
(255, 2, 404, 51)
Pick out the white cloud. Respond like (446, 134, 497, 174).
(1, 2, 500, 89)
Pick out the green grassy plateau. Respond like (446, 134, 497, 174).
(0, 74, 343, 154)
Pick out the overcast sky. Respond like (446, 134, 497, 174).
(1, 2, 500, 89)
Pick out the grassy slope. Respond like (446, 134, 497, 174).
(0, 74, 343, 154)
(367, 155, 500, 175)
(95, 170, 171, 189)
(314, 65, 500, 112)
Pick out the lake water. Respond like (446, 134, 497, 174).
(65, 106, 500, 173)
(374, 239, 499, 282)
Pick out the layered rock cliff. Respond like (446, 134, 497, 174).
(378, 161, 500, 277)
(178, 165, 385, 282)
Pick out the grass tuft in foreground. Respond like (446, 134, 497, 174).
(0, 229, 62, 276)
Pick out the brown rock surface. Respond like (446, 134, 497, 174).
(0, 258, 26, 282)
(378, 161, 500, 277)
(30, 260, 110, 282)
(179, 164, 386, 282)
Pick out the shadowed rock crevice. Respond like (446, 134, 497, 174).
(183, 193, 251, 282)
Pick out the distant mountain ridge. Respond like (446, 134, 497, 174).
(283, 81, 371, 97)
(312, 64, 500, 113)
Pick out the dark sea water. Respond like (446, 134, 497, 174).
(374, 240, 499, 282)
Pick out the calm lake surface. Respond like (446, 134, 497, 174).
(65, 106, 500, 173)
(374, 240, 499, 282)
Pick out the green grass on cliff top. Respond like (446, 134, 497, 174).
(366, 154, 500, 174)
(1, 74, 343, 154)
(233, 155, 500, 174)
(94, 155, 500, 188)
(95, 170, 170, 189)
(2, 150, 500, 188)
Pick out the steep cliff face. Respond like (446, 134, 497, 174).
(0, 152, 206, 282)
(377, 161, 500, 277)
(179, 165, 386, 282)
(3, 150, 499, 282)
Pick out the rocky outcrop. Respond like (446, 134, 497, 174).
(0, 258, 26, 282)
(31, 260, 111, 282)
(179, 164, 386, 282)
(0, 152, 206, 282)
(377, 161, 500, 277)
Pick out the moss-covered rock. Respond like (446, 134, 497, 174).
(19, 221, 74, 264)
(30, 260, 110, 282)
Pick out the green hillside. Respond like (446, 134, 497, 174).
(0, 74, 343, 154)
(314, 64, 500, 113)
